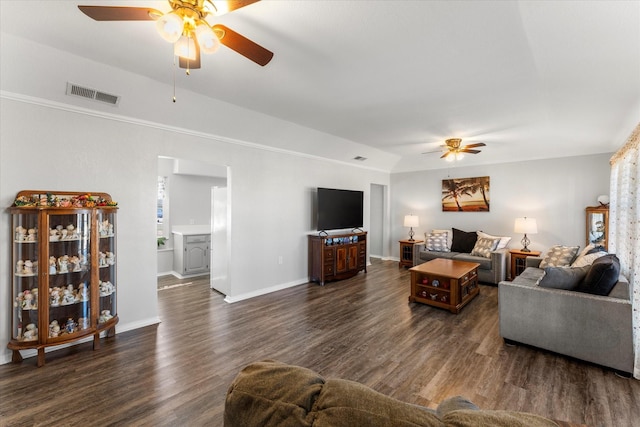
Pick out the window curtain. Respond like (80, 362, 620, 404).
(609, 122, 640, 380)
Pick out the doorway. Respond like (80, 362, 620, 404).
(369, 183, 389, 260)
(156, 157, 230, 294)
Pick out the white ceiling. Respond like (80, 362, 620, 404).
(1, 0, 639, 171)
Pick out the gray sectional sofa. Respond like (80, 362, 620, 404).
(413, 246, 508, 285)
(498, 257, 634, 375)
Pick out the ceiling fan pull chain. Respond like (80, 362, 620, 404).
(173, 55, 177, 103)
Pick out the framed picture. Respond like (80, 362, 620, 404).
(442, 176, 490, 212)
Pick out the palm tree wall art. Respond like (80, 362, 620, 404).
(442, 176, 490, 212)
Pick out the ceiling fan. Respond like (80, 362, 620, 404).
(78, 0, 274, 71)
(423, 138, 486, 161)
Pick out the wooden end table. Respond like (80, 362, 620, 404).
(409, 258, 480, 313)
(509, 249, 541, 280)
(399, 239, 423, 268)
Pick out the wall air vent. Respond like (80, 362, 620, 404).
(66, 82, 120, 106)
(353, 156, 367, 161)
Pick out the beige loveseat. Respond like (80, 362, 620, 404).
(224, 360, 560, 427)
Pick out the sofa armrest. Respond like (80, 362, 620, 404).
(412, 243, 426, 266)
(487, 248, 508, 283)
(525, 257, 542, 268)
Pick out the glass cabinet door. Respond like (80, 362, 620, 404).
(46, 212, 92, 340)
(97, 210, 117, 326)
(12, 212, 40, 343)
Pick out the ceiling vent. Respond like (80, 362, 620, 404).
(66, 82, 120, 106)
(353, 156, 367, 161)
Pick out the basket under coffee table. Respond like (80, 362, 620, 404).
(409, 258, 480, 313)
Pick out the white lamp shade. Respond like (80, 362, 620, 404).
(404, 215, 419, 228)
(196, 24, 220, 54)
(156, 12, 184, 43)
(174, 36, 197, 60)
(514, 217, 538, 234)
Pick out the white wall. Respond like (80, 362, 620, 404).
(390, 154, 612, 257)
(0, 97, 389, 364)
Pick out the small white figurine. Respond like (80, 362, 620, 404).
(99, 310, 113, 324)
(15, 226, 27, 241)
(49, 320, 60, 338)
(23, 260, 34, 275)
(49, 256, 57, 274)
(50, 287, 61, 306)
(106, 252, 115, 265)
(58, 255, 69, 273)
(99, 252, 107, 267)
(16, 260, 24, 275)
(27, 228, 36, 241)
(62, 286, 75, 305)
(23, 323, 37, 341)
(77, 283, 89, 301)
(49, 228, 60, 241)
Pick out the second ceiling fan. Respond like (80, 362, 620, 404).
(78, 0, 274, 70)
(424, 138, 486, 161)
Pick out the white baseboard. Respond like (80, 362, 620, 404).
(224, 277, 308, 303)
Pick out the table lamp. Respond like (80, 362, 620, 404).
(514, 217, 537, 252)
(404, 215, 419, 241)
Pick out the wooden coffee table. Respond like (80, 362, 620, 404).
(409, 258, 480, 313)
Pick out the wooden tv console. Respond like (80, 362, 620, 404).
(308, 231, 367, 285)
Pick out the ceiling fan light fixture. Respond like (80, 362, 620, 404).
(156, 11, 184, 43)
(174, 35, 197, 60)
(196, 23, 220, 54)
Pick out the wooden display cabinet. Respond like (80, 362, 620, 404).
(586, 205, 609, 251)
(8, 190, 118, 367)
(309, 231, 367, 285)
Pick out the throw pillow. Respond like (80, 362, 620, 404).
(477, 231, 511, 250)
(426, 232, 450, 252)
(577, 254, 620, 295)
(537, 266, 590, 290)
(470, 237, 499, 258)
(571, 250, 608, 268)
(538, 245, 580, 268)
(451, 228, 478, 253)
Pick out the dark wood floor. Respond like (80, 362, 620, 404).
(1, 260, 638, 426)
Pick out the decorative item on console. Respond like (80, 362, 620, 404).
(13, 192, 117, 208)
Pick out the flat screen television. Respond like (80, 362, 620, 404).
(317, 187, 364, 231)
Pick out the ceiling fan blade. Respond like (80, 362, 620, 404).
(459, 149, 481, 154)
(462, 142, 486, 149)
(223, 0, 261, 13)
(440, 152, 451, 159)
(213, 24, 273, 66)
(78, 6, 162, 21)
(179, 43, 201, 69)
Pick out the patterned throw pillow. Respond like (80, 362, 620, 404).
(538, 245, 580, 268)
(571, 250, 608, 268)
(470, 237, 500, 258)
(426, 232, 450, 252)
(477, 231, 511, 250)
